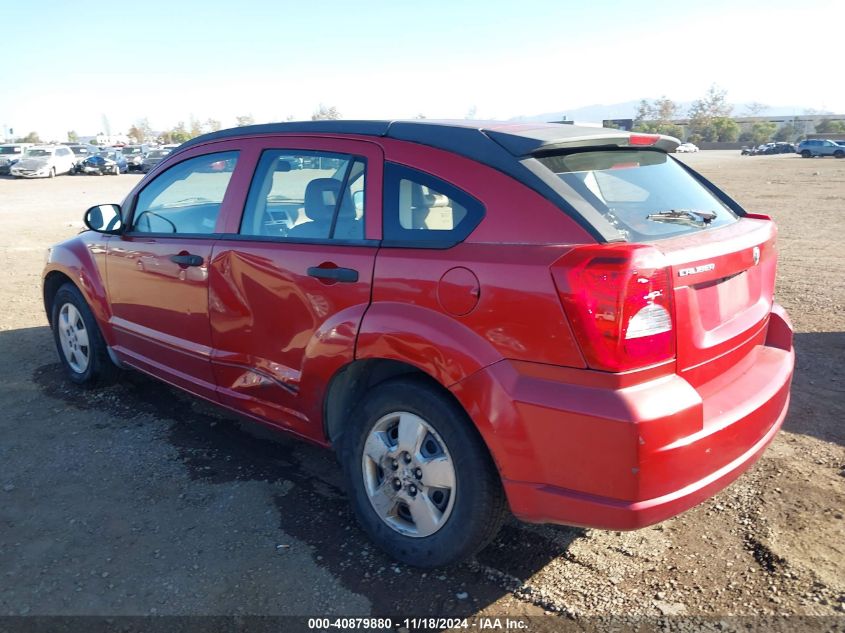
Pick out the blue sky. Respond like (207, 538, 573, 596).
(2, 0, 843, 140)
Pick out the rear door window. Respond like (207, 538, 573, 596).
(535, 150, 738, 241)
(240, 150, 366, 241)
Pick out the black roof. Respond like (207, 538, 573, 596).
(179, 119, 677, 157)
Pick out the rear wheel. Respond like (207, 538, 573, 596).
(340, 377, 506, 567)
(834, 150, 844, 159)
(801, 150, 812, 158)
(51, 283, 120, 387)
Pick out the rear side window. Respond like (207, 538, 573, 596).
(536, 150, 738, 242)
(383, 163, 484, 247)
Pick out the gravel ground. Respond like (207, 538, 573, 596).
(0, 152, 842, 626)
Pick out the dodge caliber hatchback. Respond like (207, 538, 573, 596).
(43, 120, 794, 567)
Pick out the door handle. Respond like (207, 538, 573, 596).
(307, 266, 358, 283)
(170, 254, 204, 267)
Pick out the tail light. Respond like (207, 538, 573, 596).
(551, 244, 675, 372)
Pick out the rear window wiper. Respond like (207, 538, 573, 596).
(646, 209, 717, 227)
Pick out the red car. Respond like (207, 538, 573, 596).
(43, 121, 794, 567)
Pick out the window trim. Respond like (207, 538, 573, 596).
(124, 150, 241, 237)
(382, 162, 485, 249)
(237, 148, 369, 243)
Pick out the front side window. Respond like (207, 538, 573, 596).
(535, 149, 738, 241)
(240, 150, 365, 241)
(131, 151, 239, 234)
(383, 163, 484, 246)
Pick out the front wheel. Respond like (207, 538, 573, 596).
(51, 283, 120, 387)
(801, 150, 812, 158)
(340, 377, 506, 567)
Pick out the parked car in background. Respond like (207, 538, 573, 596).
(43, 120, 794, 567)
(0, 143, 33, 174)
(742, 143, 793, 156)
(79, 149, 128, 175)
(67, 144, 100, 174)
(10, 145, 76, 178)
(122, 144, 150, 171)
(140, 148, 173, 173)
(796, 139, 845, 158)
(675, 142, 699, 153)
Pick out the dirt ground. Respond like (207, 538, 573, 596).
(0, 152, 842, 627)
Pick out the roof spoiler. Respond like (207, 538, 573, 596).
(530, 132, 680, 155)
(484, 127, 680, 156)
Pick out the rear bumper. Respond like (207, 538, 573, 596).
(451, 305, 794, 530)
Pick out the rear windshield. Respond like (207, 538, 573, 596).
(536, 149, 738, 241)
(123, 147, 143, 155)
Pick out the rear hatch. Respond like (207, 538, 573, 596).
(655, 218, 776, 387)
(536, 141, 777, 381)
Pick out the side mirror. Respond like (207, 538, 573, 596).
(84, 204, 123, 234)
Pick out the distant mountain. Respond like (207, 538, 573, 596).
(509, 101, 831, 124)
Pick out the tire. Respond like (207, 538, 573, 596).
(801, 150, 812, 158)
(834, 150, 844, 159)
(340, 377, 506, 568)
(51, 283, 120, 388)
(48, 167, 56, 179)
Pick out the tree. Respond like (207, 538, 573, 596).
(311, 104, 341, 121)
(815, 118, 845, 134)
(750, 121, 777, 145)
(161, 122, 190, 144)
(130, 118, 154, 143)
(633, 96, 682, 138)
(710, 117, 740, 142)
(687, 85, 733, 141)
(773, 122, 798, 142)
(67, 130, 79, 142)
(18, 131, 41, 143)
(127, 125, 145, 143)
(634, 120, 684, 138)
(189, 116, 203, 138)
(204, 118, 222, 132)
(236, 114, 255, 127)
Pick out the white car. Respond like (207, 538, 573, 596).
(10, 145, 76, 178)
(675, 142, 699, 153)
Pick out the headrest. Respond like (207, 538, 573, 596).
(276, 160, 291, 173)
(304, 178, 342, 222)
(421, 193, 450, 208)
